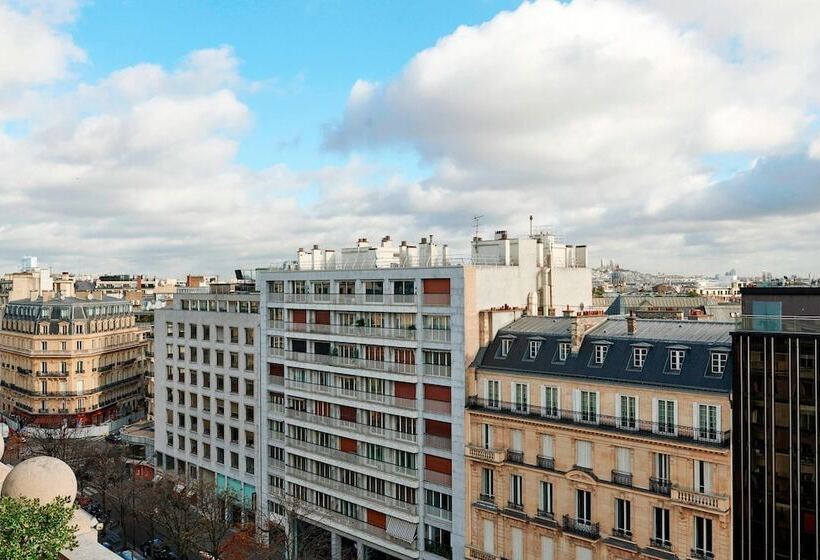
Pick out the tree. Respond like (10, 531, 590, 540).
(194, 480, 238, 560)
(259, 489, 332, 560)
(82, 443, 130, 511)
(147, 477, 203, 559)
(0, 496, 78, 560)
(107, 478, 146, 549)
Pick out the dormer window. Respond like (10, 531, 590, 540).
(529, 340, 542, 359)
(632, 347, 648, 369)
(710, 352, 728, 376)
(669, 349, 686, 371)
(558, 342, 570, 362)
(594, 344, 609, 365)
(500, 338, 513, 358)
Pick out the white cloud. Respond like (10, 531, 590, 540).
(324, 0, 820, 274)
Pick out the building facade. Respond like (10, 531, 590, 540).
(0, 296, 148, 431)
(256, 233, 586, 560)
(153, 285, 263, 522)
(466, 314, 733, 560)
(733, 287, 820, 560)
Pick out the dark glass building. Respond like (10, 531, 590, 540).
(733, 287, 820, 560)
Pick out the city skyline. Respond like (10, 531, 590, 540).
(1, 0, 819, 276)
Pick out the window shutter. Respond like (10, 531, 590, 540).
(615, 393, 622, 419)
(542, 435, 554, 458)
(511, 429, 522, 452)
(512, 527, 523, 560)
(573, 389, 581, 419)
(715, 404, 722, 435)
(541, 536, 554, 560)
(594, 391, 601, 415)
(652, 398, 659, 433)
(693, 403, 700, 440)
(541, 385, 547, 409)
(704, 461, 713, 493)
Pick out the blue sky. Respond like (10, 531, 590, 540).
(70, 0, 519, 174)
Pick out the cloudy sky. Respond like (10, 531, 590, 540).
(1, 0, 819, 278)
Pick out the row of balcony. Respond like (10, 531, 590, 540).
(285, 465, 419, 517)
(267, 292, 451, 307)
(285, 407, 419, 446)
(0, 339, 145, 357)
(286, 436, 418, 481)
(269, 321, 453, 344)
(285, 378, 418, 411)
(274, 348, 454, 379)
(466, 396, 731, 447)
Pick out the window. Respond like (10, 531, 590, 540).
(694, 460, 713, 494)
(540, 434, 554, 460)
(510, 429, 523, 453)
(615, 447, 631, 475)
(617, 395, 637, 430)
(542, 386, 559, 418)
(245, 457, 255, 474)
(513, 383, 529, 413)
(245, 327, 255, 345)
(576, 489, 591, 524)
(481, 468, 494, 498)
(500, 338, 512, 357)
(614, 498, 631, 536)
(696, 404, 720, 442)
(485, 379, 500, 408)
(541, 537, 554, 560)
(653, 507, 671, 547)
(481, 423, 494, 449)
(539, 481, 553, 515)
(669, 349, 685, 371)
(655, 453, 671, 482)
(483, 519, 495, 555)
(693, 516, 713, 557)
(558, 342, 570, 361)
(511, 527, 523, 560)
(230, 327, 239, 344)
(710, 351, 727, 376)
(230, 452, 239, 469)
(509, 474, 523, 508)
(576, 440, 592, 469)
(577, 390, 598, 423)
(528, 340, 542, 359)
(632, 347, 648, 368)
(655, 399, 676, 435)
(594, 344, 608, 364)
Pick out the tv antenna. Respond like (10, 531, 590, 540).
(473, 215, 484, 238)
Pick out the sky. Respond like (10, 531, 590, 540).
(1, 0, 820, 278)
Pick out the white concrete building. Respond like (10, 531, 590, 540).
(153, 285, 263, 521)
(257, 233, 591, 560)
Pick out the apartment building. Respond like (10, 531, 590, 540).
(733, 287, 820, 560)
(153, 284, 262, 522)
(465, 314, 733, 560)
(257, 233, 588, 560)
(0, 296, 148, 432)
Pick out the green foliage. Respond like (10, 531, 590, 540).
(0, 496, 78, 560)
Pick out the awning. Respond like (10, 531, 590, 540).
(386, 516, 417, 544)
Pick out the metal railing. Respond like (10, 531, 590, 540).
(424, 469, 452, 488)
(506, 450, 524, 464)
(650, 538, 672, 551)
(422, 329, 452, 343)
(611, 527, 632, 540)
(286, 437, 417, 480)
(737, 314, 820, 334)
(423, 364, 452, 378)
(285, 378, 417, 411)
(690, 548, 715, 560)
(276, 321, 419, 341)
(425, 503, 453, 522)
(283, 350, 417, 375)
(424, 539, 453, 560)
(562, 515, 600, 539)
(282, 293, 418, 306)
(612, 470, 633, 487)
(649, 477, 672, 496)
(467, 397, 731, 448)
(286, 408, 419, 445)
(537, 455, 555, 470)
(424, 434, 452, 451)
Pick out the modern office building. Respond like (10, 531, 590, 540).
(153, 283, 262, 522)
(257, 233, 590, 560)
(0, 295, 148, 432)
(733, 287, 820, 560)
(465, 313, 733, 560)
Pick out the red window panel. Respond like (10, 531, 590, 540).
(268, 363, 284, 377)
(339, 406, 357, 422)
(340, 437, 357, 453)
(425, 419, 451, 438)
(292, 309, 306, 324)
(424, 384, 451, 402)
(314, 310, 331, 325)
(424, 454, 452, 474)
(422, 278, 450, 294)
(367, 509, 386, 529)
(394, 382, 416, 400)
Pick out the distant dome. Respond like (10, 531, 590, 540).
(1, 456, 77, 504)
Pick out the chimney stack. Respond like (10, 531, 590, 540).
(627, 312, 637, 335)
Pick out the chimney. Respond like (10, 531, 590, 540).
(627, 312, 637, 335)
(569, 313, 607, 356)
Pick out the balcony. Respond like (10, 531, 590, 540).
(466, 396, 731, 448)
(477, 494, 495, 505)
(690, 548, 715, 560)
(425, 503, 453, 522)
(424, 399, 451, 415)
(649, 477, 672, 496)
(424, 539, 452, 560)
(286, 408, 419, 445)
(536, 510, 555, 522)
(737, 314, 820, 334)
(283, 350, 416, 376)
(612, 470, 633, 487)
(422, 329, 451, 343)
(286, 378, 417, 411)
(562, 515, 600, 540)
(279, 321, 418, 342)
(506, 450, 524, 464)
(36, 371, 68, 377)
(281, 293, 417, 306)
(536, 455, 555, 470)
(465, 445, 505, 463)
(423, 364, 452, 378)
(671, 486, 730, 513)
(466, 547, 498, 560)
(649, 538, 672, 551)
(267, 402, 285, 416)
(424, 434, 452, 452)
(287, 436, 417, 481)
(611, 528, 632, 540)
(285, 465, 418, 517)
(506, 501, 524, 512)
